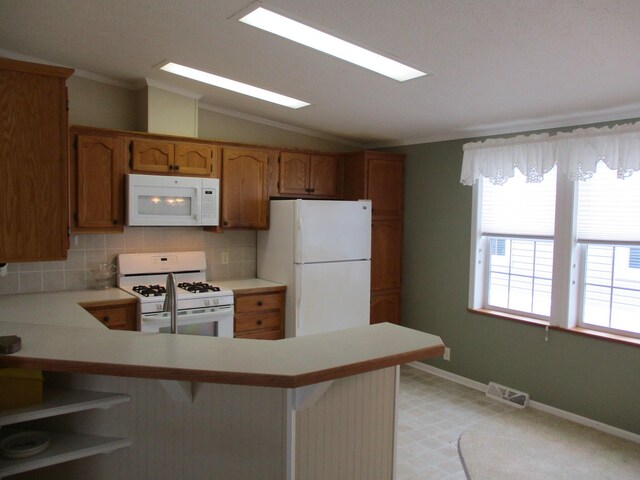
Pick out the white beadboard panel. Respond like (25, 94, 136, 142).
(14, 373, 286, 480)
(295, 367, 397, 480)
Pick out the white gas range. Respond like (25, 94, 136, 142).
(117, 251, 234, 337)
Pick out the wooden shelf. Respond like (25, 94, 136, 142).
(0, 388, 130, 427)
(0, 430, 131, 478)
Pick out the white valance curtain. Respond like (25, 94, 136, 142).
(460, 121, 640, 186)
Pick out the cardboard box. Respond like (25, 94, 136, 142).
(0, 368, 43, 410)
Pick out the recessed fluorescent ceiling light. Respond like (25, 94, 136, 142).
(239, 7, 426, 82)
(159, 62, 310, 109)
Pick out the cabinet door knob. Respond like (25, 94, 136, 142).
(257, 320, 263, 326)
(103, 316, 110, 322)
(257, 300, 264, 306)
(174, 164, 180, 171)
(112, 219, 118, 225)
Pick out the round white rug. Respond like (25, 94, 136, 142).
(458, 409, 640, 480)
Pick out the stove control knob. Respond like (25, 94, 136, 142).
(204, 299, 210, 306)
(156, 304, 162, 311)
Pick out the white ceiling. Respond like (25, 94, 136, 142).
(2, 0, 640, 147)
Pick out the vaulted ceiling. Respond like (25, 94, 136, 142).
(2, 0, 640, 147)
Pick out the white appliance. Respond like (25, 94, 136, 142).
(117, 251, 233, 336)
(257, 199, 372, 337)
(126, 174, 219, 226)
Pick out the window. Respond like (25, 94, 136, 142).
(463, 122, 640, 340)
(474, 168, 557, 319)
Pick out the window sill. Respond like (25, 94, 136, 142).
(469, 308, 640, 348)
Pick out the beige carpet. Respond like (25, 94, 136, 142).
(458, 409, 640, 480)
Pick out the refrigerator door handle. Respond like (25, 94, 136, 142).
(295, 267, 302, 331)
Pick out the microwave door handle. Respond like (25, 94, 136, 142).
(194, 188, 200, 220)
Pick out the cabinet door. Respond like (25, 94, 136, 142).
(221, 148, 269, 229)
(130, 139, 174, 173)
(370, 292, 401, 325)
(310, 155, 340, 197)
(371, 219, 403, 292)
(0, 58, 72, 262)
(174, 142, 214, 176)
(75, 134, 124, 231)
(279, 152, 310, 195)
(84, 303, 136, 330)
(367, 154, 404, 218)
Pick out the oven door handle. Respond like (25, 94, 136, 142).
(141, 307, 232, 326)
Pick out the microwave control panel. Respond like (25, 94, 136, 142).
(201, 178, 219, 224)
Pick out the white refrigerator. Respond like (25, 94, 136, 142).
(257, 199, 372, 337)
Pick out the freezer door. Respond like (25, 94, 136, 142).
(295, 200, 372, 264)
(293, 260, 370, 337)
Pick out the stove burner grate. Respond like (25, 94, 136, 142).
(132, 284, 166, 297)
(178, 282, 221, 294)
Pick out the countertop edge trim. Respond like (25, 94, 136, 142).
(0, 344, 444, 388)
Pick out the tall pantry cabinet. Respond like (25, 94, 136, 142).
(344, 151, 404, 325)
(0, 58, 73, 262)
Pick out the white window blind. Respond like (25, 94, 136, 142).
(481, 167, 557, 237)
(577, 162, 640, 242)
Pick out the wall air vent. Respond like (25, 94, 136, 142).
(486, 382, 529, 408)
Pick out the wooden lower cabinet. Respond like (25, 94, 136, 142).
(233, 288, 285, 340)
(83, 302, 137, 331)
(371, 219, 402, 292)
(370, 292, 401, 325)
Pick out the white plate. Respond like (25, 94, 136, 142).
(1, 431, 51, 459)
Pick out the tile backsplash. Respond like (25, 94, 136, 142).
(0, 227, 257, 295)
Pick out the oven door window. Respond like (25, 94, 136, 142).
(157, 321, 216, 336)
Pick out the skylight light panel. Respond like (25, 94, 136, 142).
(239, 7, 426, 82)
(159, 62, 310, 109)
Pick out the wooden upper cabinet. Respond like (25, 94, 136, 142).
(221, 147, 270, 229)
(72, 131, 124, 232)
(278, 152, 341, 198)
(0, 58, 73, 262)
(367, 154, 404, 218)
(279, 152, 309, 196)
(174, 142, 215, 176)
(130, 139, 174, 173)
(344, 151, 404, 218)
(130, 138, 218, 177)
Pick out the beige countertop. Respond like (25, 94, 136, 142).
(217, 278, 285, 292)
(0, 289, 444, 388)
(0, 289, 136, 330)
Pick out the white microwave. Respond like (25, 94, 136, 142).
(126, 174, 219, 227)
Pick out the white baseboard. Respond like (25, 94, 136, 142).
(406, 361, 640, 444)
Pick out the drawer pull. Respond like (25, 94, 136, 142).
(257, 300, 263, 306)
(257, 320, 263, 326)
(102, 316, 110, 322)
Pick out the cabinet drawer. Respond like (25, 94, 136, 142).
(85, 306, 133, 330)
(235, 329, 283, 340)
(235, 293, 283, 314)
(234, 312, 282, 334)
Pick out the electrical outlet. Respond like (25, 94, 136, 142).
(443, 347, 451, 361)
(221, 252, 229, 265)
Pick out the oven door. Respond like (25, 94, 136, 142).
(140, 305, 234, 337)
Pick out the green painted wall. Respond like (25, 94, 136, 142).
(393, 129, 640, 435)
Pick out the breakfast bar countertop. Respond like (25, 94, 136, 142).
(0, 289, 444, 388)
